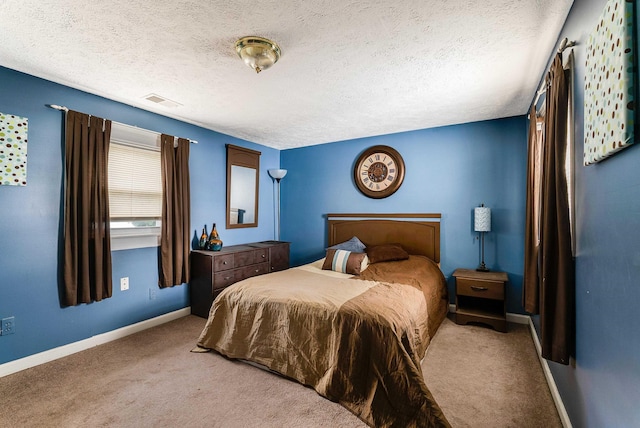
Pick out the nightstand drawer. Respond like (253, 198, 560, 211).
(457, 278, 504, 300)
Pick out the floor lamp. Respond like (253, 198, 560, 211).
(268, 169, 287, 241)
(474, 204, 491, 272)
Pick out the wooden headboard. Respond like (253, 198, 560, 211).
(327, 213, 441, 263)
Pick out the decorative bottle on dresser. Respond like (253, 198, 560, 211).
(208, 223, 223, 251)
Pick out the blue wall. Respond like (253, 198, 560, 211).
(541, 1, 640, 426)
(280, 117, 528, 314)
(0, 66, 280, 365)
(4, 3, 638, 423)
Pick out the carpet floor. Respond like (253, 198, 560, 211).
(0, 314, 561, 427)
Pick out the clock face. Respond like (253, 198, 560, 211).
(354, 145, 405, 198)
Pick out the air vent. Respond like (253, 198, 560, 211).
(143, 93, 182, 108)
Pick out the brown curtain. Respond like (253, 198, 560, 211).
(525, 54, 575, 365)
(158, 134, 190, 288)
(523, 107, 545, 313)
(63, 110, 113, 306)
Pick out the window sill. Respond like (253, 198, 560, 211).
(111, 228, 160, 251)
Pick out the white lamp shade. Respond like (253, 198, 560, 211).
(268, 169, 287, 180)
(474, 206, 491, 232)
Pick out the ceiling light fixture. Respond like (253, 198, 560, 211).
(235, 36, 281, 73)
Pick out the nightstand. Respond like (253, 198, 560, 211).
(453, 268, 508, 332)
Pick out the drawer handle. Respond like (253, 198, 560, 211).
(224, 276, 232, 280)
(471, 286, 489, 291)
(261, 254, 266, 258)
(223, 261, 228, 265)
(255, 269, 260, 273)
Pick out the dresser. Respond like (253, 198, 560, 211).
(453, 268, 508, 332)
(189, 241, 290, 318)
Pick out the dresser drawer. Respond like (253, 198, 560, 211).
(236, 262, 269, 280)
(269, 242, 290, 272)
(213, 270, 236, 290)
(254, 248, 269, 264)
(457, 278, 504, 300)
(213, 254, 234, 271)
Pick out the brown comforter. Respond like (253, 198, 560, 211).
(197, 255, 450, 427)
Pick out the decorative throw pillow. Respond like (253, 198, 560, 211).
(322, 249, 367, 275)
(327, 236, 366, 253)
(366, 243, 409, 264)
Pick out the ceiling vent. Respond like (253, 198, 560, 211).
(143, 93, 182, 108)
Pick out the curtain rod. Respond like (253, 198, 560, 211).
(47, 104, 198, 144)
(528, 38, 576, 117)
(557, 38, 576, 53)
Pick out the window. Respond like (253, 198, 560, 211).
(565, 51, 575, 256)
(108, 123, 162, 251)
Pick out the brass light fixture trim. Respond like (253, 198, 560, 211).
(235, 36, 282, 73)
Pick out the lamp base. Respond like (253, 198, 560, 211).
(476, 263, 490, 272)
(477, 231, 490, 272)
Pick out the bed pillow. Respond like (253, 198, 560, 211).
(327, 236, 366, 253)
(366, 243, 409, 264)
(322, 249, 367, 275)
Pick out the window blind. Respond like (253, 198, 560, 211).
(108, 143, 162, 220)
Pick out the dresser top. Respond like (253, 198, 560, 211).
(453, 268, 508, 282)
(191, 245, 254, 255)
(191, 240, 289, 255)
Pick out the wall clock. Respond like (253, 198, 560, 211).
(353, 145, 405, 199)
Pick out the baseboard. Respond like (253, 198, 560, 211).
(528, 318, 573, 428)
(0, 307, 191, 378)
(506, 312, 530, 324)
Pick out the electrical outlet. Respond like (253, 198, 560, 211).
(149, 288, 157, 300)
(120, 277, 129, 291)
(1, 317, 15, 335)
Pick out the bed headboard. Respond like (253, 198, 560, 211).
(327, 213, 441, 263)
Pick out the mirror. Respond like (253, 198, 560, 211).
(226, 144, 261, 228)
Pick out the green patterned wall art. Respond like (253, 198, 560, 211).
(0, 112, 28, 186)
(584, 0, 635, 165)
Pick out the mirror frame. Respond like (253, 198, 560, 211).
(226, 144, 261, 229)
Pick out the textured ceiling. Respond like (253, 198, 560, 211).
(0, 1, 573, 149)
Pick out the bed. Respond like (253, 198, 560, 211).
(196, 214, 451, 427)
